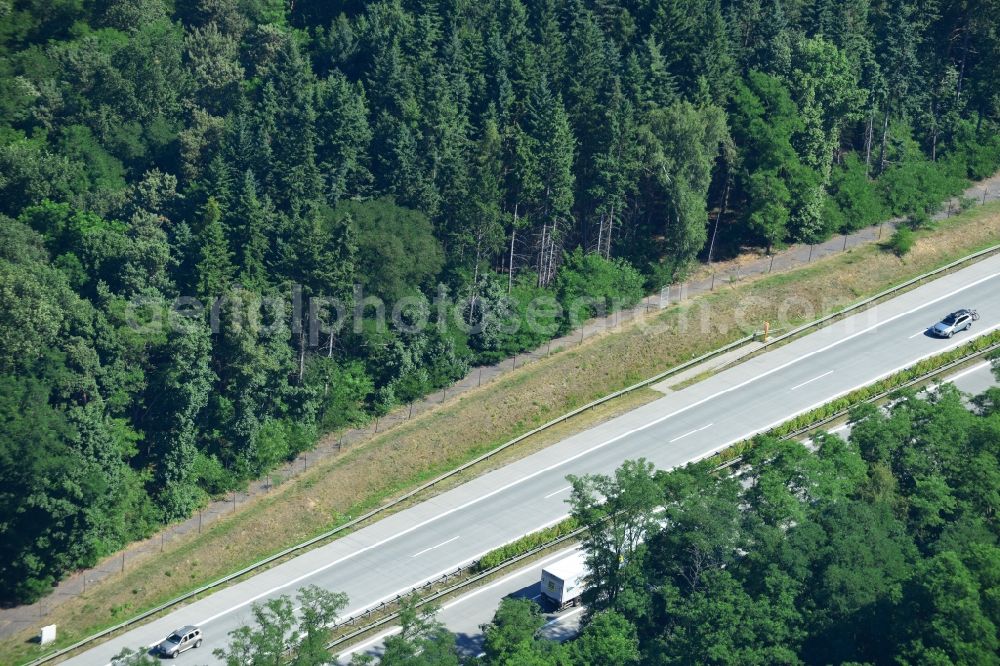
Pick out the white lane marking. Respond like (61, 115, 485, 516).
(411, 536, 460, 558)
(544, 486, 571, 499)
(944, 360, 992, 384)
(336, 548, 582, 659)
(543, 605, 586, 628)
(688, 319, 1000, 467)
(669, 423, 713, 443)
(200, 271, 1000, 627)
(337, 513, 571, 620)
(909, 329, 929, 339)
(789, 370, 834, 391)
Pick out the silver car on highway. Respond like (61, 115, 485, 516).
(155, 626, 202, 658)
(930, 309, 979, 337)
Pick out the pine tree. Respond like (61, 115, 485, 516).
(454, 112, 506, 276)
(564, 3, 615, 228)
(195, 197, 234, 300)
(231, 170, 270, 291)
(591, 81, 641, 258)
(315, 72, 373, 201)
(268, 38, 322, 215)
(525, 77, 576, 286)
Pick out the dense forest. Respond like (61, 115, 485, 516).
(2, 0, 1000, 603)
(131, 376, 998, 665)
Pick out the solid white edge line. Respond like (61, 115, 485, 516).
(336, 548, 582, 660)
(165, 270, 998, 636)
(789, 370, 834, 391)
(336, 352, 999, 662)
(542, 606, 586, 629)
(944, 360, 992, 384)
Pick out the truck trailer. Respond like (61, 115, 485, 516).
(539, 551, 587, 610)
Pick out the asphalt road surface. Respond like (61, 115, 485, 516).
(336, 545, 588, 664)
(337, 360, 999, 663)
(64, 254, 1000, 666)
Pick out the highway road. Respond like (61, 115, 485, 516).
(64, 254, 1000, 666)
(335, 545, 588, 663)
(337, 360, 999, 663)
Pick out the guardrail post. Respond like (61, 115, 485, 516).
(35, 244, 1000, 666)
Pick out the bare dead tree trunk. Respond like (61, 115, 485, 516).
(545, 225, 557, 286)
(864, 111, 874, 174)
(956, 17, 970, 103)
(537, 222, 547, 287)
(708, 176, 730, 265)
(470, 240, 482, 316)
(878, 105, 891, 174)
(298, 327, 306, 384)
(606, 201, 616, 259)
(508, 204, 518, 295)
(595, 212, 604, 257)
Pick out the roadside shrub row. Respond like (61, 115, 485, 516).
(715, 329, 1000, 466)
(475, 517, 580, 572)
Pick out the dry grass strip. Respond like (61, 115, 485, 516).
(5, 201, 1000, 665)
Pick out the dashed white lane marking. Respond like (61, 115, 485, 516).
(669, 423, 713, 443)
(544, 486, 571, 499)
(790, 370, 834, 391)
(411, 536, 460, 558)
(195, 271, 998, 627)
(337, 548, 580, 659)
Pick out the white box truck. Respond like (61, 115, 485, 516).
(540, 551, 587, 610)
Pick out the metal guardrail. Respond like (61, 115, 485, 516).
(780, 340, 1000, 439)
(714, 339, 1000, 472)
(321, 340, 1000, 654)
(24, 242, 1000, 666)
(325, 527, 587, 652)
(754, 242, 1000, 352)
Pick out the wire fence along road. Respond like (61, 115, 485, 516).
(3, 175, 999, 649)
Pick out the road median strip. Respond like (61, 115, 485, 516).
(317, 331, 1000, 658)
(18, 235, 1000, 666)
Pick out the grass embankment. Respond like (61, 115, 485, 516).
(6, 201, 1000, 665)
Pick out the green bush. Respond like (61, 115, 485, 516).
(825, 154, 889, 232)
(555, 248, 645, 334)
(475, 517, 579, 571)
(714, 330, 1000, 466)
(888, 226, 915, 256)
